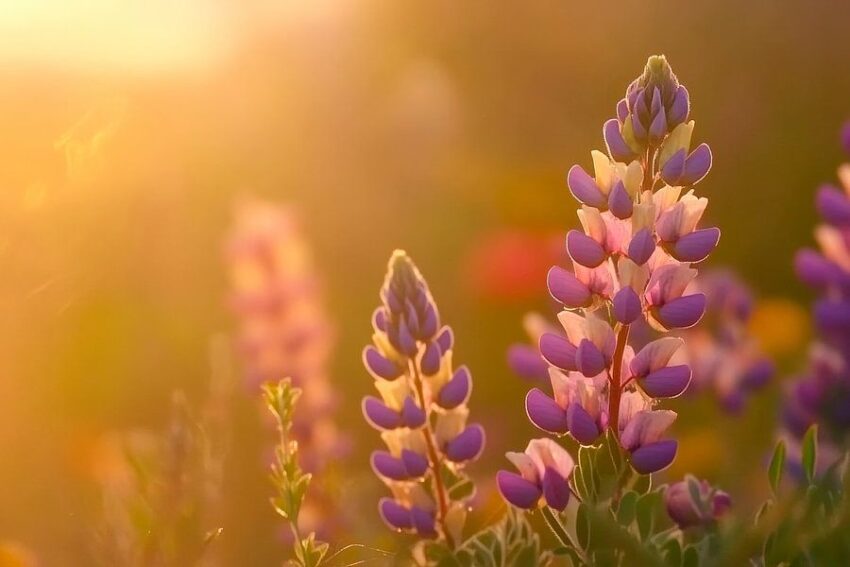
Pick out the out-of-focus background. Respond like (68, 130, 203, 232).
(0, 0, 846, 563)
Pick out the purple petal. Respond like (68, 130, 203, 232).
(641, 365, 692, 398)
(795, 249, 844, 289)
(603, 118, 637, 162)
(567, 165, 606, 207)
(681, 143, 712, 185)
(816, 185, 850, 226)
(667, 86, 690, 127)
(567, 402, 601, 445)
(547, 266, 592, 307)
(419, 304, 439, 339)
(608, 181, 634, 219)
(628, 228, 656, 265)
(497, 470, 541, 509)
(371, 451, 409, 480)
(814, 298, 850, 331)
(660, 148, 686, 186)
(539, 332, 578, 371)
(567, 230, 606, 268)
(657, 293, 706, 329)
(542, 467, 571, 511)
(411, 507, 437, 538)
(616, 100, 629, 123)
(526, 389, 569, 434)
(507, 344, 550, 382)
(363, 346, 402, 380)
(576, 339, 606, 377)
(613, 286, 642, 324)
(402, 397, 426, 428)
(397, 319, 418, 356)
(372, 308, 388, 332)
(436, 326, 454, 353)
(630, 440, 677, 474)
(651, 88, 662, 115)
(362, 396, 401, 430)
(671, 227, 721, 263)
(405, 302, 420, 337)
(438, 366, 471, 409)
(631, 112, 648, 143)
(379, 498, 413, 530)
(420, 341, 441, 375)
(742, 358, 774, 390)
(401, 449, 429, 477)
(445, 424, 485, 462)
(649, 106, 667, 142)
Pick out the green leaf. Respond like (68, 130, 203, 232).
(682, 545, 699, 567)
(576, 503, 590, 550)
(616, 491, 638, 526)
(768, 440, 786, 496)
(802, 424, 818, 484)
(661, 539, 681, 566)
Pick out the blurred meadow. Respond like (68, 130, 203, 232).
(1, 1, 849, 564)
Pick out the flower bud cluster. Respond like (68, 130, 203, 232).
(363, 250, 484, 545)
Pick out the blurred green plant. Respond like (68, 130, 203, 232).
(264, 379, 329, 567)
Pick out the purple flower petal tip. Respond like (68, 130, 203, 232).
(604, 119, 637, 162)
(576, 338, 606, 377)
(567, 402, 601, 445)
(526, 388, 568, 434)
(438, 366, 471, 409)
(608, 181, 634, 219)
(667, 86, 690, 127)
(363, 346, 402, 380)
(816, 185, 850, 226)
(628, 228, 656, 265)
(542, 467, 571, 511)
(420, 341, 441, 376)
(371, 451, 409, 481)
(661, 148, 686, 185)
(642, 365, 691, 398)
(742, 359, 774, 390)
(507, 344, 550, 382)
(497, 470, 541, 509)
(436, 326, 454, 354)
(567, 165, 606, 208)
(657, 293, 706, 329)
(379, 498, 413, 530)
(613, 286, 642, 324)
(567, 230, 606, 268)
(362, 396, 401, 430)
(539, 332, 578, 371)
(630, 440, 677, 474)
(401, 449, 429, 477)
(401, 397, 426, 428)
(681, 143, 712, 185)
(671, 227, 720, 263)
(547, 266, 592, 307)
(445, 424, 485, 462)
(411, 507, 437, 538)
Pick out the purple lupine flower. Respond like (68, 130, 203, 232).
(503, 56, 718, 490)
(664, 476, 731, 529)
(363, 250, 484, 546)
(782, 125, 850, 473)
(677, 270, 774, 412)
(226, 200, 348, 537)
(497, 438, 575, 511)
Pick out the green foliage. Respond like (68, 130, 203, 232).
(417, 508, 550, 567)
(264, 379, 329, 567)
(802, 425, 818, 485)
(768, 439, 786, 496)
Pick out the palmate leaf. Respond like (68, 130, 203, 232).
(450, 508, 551, 567)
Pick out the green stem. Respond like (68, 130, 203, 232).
(607, 324, 630, 437)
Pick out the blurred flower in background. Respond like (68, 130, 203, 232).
(225, 200, 348, 538)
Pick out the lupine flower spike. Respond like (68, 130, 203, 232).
(499, 56, 722, 558)
(784, 123, 850, 474)
(226, 200, 348, 537)
(363, 250, 484, 547)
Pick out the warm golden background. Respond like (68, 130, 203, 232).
(0, 1, 846, 564)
